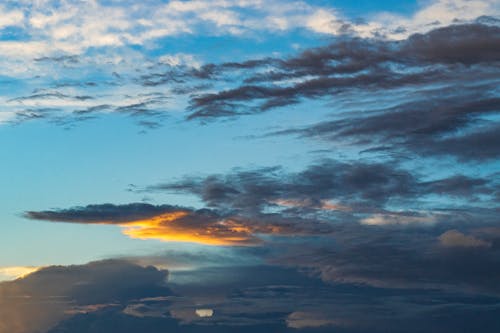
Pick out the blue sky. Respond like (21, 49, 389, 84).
(0, 1, 500, 332)
(0, 0, 498, 271)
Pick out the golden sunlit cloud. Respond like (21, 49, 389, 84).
(113, 211, 260, 246)
(0, 266, 40, 281)
(116, 211, 302, 246)
(24, 204, 307, 246)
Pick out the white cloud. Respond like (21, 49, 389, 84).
(158, 53, 201, 68)
(0, 0, 496, 64)
(0, 5, 24, 28)
(306, 9, 342, 34)
(364, 0, 500, 39)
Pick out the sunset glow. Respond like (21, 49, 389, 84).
(1, 0, 499, 332)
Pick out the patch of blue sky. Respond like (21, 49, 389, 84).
(0, 98, 332, 266)
(144, 32, 325, 64)
(0, 26, 31, 41)
(309, 0, 420, 18)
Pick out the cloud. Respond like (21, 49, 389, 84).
(169, 21, 498, 129)
(281, 84, 500, 161)
(286, 311, 339, 329)
(274, 219, 500, 294)
(149, 160, 419, 211)
(26, 155, 498, 247)
(24, 203, 320, 246)
(148, 159, 498, 213)
(0, 0, 497, 63)
(0, 266, 40, 282)
(439, 230, 492, 248)
(0, 259, 170, 333)
(1, 9, 497, 136)
(3, 261, 500, 333)
(0, 5, 24, 29)
(360, 213, 436, 226)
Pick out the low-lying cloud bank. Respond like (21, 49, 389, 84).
(2, 260, 500, 333)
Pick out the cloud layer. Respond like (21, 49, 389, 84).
(3, 261, 500, 333)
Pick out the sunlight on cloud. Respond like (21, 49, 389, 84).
(0, 266, 40, 281)
(119, 212, 258, 246)
(195, 308, 213, 317)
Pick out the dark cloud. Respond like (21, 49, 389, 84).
(421, 175, 492, 198)
(276, 85, 500, 161)
(34, 55, 80, 65)
(24, 203, 185, 223)
(24, 203, 325, 246)
(130, 21, 500, 162)
(8, 92, 94, 103)
(163, 22, 500, 121)
(401, 23, 500, 64)
(150, 161, 416, 211)
(2, 261, 500, 333)
(149, 159, 498, 212)
(265, 210, 500, 294)
(41, 265, 500, 333)
(415, 123, 500, 161)
(0, 260, 170, 333)
(25, 156, 500, 297)
(27, 156, 498, 244)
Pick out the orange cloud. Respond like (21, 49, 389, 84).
(114, 212, 264, 246)
(25, 203, 307, 246)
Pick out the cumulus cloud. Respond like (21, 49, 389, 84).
(0, 0, 497, 61)
(0, 259, 170, 333)
(2, 261, 500, 333)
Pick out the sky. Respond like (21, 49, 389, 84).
(0, 0, 500, 332)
